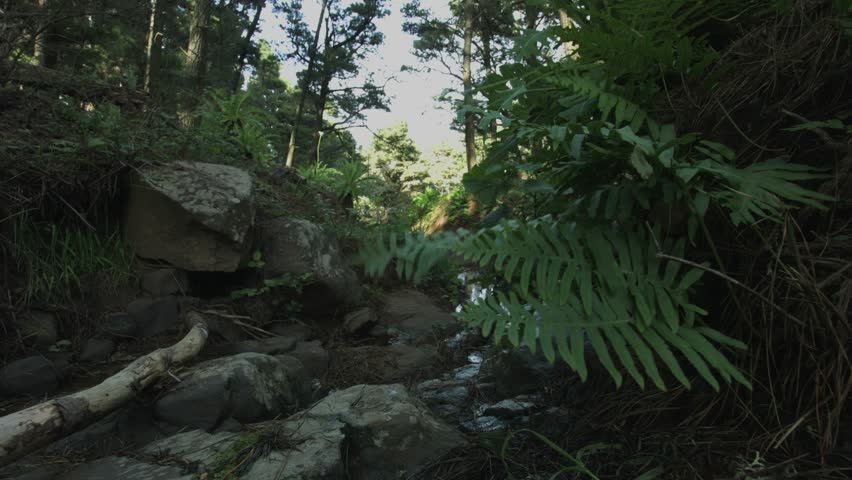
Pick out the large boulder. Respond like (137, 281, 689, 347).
(124, 161, 255, 272)
(379, 289, 459, 344)
(305, 384, 465, 479)
(154, 353, 310, 431)
(19, 385, 462, 480)
(0, 355, 66, 396)
(257, 217, 361, 315)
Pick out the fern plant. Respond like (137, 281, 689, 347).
(363, 219, 750, 391)
(361, 0, 831, 392)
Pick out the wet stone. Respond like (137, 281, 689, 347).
(481, 398, 535, 419)
(79, 338, 115, 363)
(0, 356, 62, 396)
(461, 415, 507, 433)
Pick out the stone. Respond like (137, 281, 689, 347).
(286, 340, 329, 378)
(39, 385, 461, 480)
(45, 405, 166, 457)
(0, 355, 62, 396)
(367, 324, 388, 338)
(265, 321, 313, 341)
(154, 353, 310, 431)
(303, 384, 464, 479)
(206, 336, 298, 357)
(239, 417, 345, 479)
(140, 268, 188, 296)
(103, 312, 137, 337)
(79, 338, 115, 363)
(343, 307, 377, 334)
(127, 297, 179, 337)
(140, 418, 346, 480)
(379, 289, 458, 344)
(15, 310, 58, 347)
(461, 415, 507, 433)
(61, 456, 193, 480)
(483, 347, 554, 398)
(452, 362, 482, 381)
(417, 378, 470, 418)
(124, 161, 254, 272)
(257, 217, 361, 315)
(481, 398, 535, 418)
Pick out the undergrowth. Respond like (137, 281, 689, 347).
(12, 218, 136, 305)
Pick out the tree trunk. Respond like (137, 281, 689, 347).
(482, 33, 497, 139)
(462, 0, 476, 171)
(33, 0, 54, 68)
(232, 0, 265, 92)
(286, 0, 329, 168)
(143, 0, 161, 93)
(184, 0, 213, 91)
(308, 75, 331, 164)
(558, 9, 578, 58)
(0, 314, 209, 468)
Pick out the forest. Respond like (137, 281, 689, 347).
(0, 0, 850, 479)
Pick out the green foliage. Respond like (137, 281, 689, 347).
(13, 220, 136, 304)
(333, 159, 371, 199)
(193, 89, 276, 166)
(229, 250, 313, 300)
(362, 219, 750, 391)
(361, 0, 834, 392)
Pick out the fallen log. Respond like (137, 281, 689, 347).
(0, 313, 209, 467)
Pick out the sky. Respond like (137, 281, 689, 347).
(257, 0, 462, 153)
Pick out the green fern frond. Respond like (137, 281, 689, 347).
(361, 219, 752, 391)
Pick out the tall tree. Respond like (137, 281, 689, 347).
(282, 0, 329, 167)
(403, 0, 516, 169)
(462, 0, 475, 170)
(232, 0, 267, 92)
(309, 0, 389, 163)
(144, 0, 162, 92)
(184, 0, 213, 90)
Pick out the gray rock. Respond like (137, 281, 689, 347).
(453, 362, 482, 381)
(103, 312, 137, 337)
(343, 307, 377, 334)
(140, 268, 188, 296)
(240, 417, 345, 479)
(45, 405, 166, 456)
(124, 161, 254, 272)
(154, 353, 310, 431)
(15, 311, 58, 347)
(141, 418, 345, 480)
(482, 399, 535, 418)
(79, 338, 115, 363)
(379, 289, 458, 344)
(461, 415, 507, 433)
(207, 335, 298, 357)
(266, 321, 313, 341)
(304, 384, 465, 479)
(7, 469, 58, 480)
(140, 430, 238, 469)
(367, 324, 388, 338)
(257, 218, 362, 314)
(62, 456, 193, 480)
(483, 347, 554, 398)
(417, 378, 470, 418)
(0, 355, 62, 396)
(127, 297, 179, 337)
(286, 340, 329, 378)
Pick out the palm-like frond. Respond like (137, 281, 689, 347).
(362, 219, 751, 391)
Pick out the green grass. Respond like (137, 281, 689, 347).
(13, 219, 136, 304)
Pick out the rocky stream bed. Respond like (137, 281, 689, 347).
(0, 161, 567, 480)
